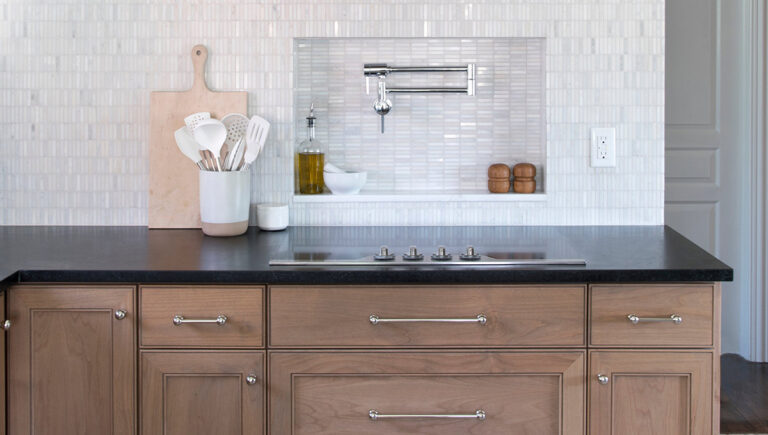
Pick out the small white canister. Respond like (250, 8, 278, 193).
(199, 170, 251, 237)
(256, 203, 289, 231)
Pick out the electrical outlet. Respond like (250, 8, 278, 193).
(591, 128, 616, 167)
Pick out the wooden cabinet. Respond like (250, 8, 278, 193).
(140, 286, 265, 348)
(141, 351, 265, 435)
(590, 284, 717, 347)
(589, 351, 716, 435)
(7, 285, 136, 435)
(0, 292, 6, 435)
(269, 351, 585, 435)
(270, 285, 586, 347)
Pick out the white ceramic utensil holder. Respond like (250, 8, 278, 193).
(199, 170, 250, 237)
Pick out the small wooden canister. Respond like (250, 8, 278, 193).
(488, 164, 511, 193)
(512, 163, 536, 193)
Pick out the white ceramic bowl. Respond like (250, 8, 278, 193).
(323, 171, 367, 195)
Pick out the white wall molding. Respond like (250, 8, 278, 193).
(749, 0, 768, 362)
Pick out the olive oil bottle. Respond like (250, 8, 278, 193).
(297, 104, 325, 194)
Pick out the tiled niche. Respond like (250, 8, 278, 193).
(293, 37, 546, 201)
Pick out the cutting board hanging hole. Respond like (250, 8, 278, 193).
(191, 44, 209, 92)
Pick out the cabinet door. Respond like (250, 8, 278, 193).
(8, 285, 136, 435)
(141, 351, 265, 435)
(270, 351, 585, 435)
(0, 292, 6, 435)
(589, 351, 714, 435)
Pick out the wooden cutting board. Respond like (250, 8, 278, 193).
(148, 45, 247, 228)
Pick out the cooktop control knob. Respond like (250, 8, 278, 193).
(403, 246, 424, 261)
(459, 246, 482, 261)
(373, 246, 395, 261)
(431, 246, 452, 261)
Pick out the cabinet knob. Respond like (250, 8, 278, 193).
(245, 375, 258, 385)
(2, 320, 9, 330)
(597, 374, 610, 385)
(114, 310, 127, 320)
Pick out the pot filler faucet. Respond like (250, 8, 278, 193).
(364, 63, 476, 134)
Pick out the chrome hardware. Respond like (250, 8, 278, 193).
(172, 315, 228, 326)
(245, 375, 258, 385)
(369, 409, 486, 421)
(627, 314, 683, 325)
(373, 79, 392, 133)
(459, 246, 481, 261)
(431, 246, 452, 261)
(370, 314, 487, 325)
(373, 246, 395, 261)
(597, 374, 610, 385)
(403, 246, 424, 261)
(2, 320, 9, 331)
(364, 63, 476, 134)
(114, 310, 127, 320)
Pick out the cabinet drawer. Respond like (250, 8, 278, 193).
(269, 351, 585, 435)
(589, 284, 716, 347)
(269, 285, 586, 347)
(140, 286, 264, 348)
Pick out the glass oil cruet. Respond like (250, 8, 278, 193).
(297, 103, 325, 194)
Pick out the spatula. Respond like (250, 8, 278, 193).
(193, 118, 227, 171)
(174, 126, 209, 170)
(242, 115, 270, 170)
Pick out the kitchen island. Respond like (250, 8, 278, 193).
(0, 226, 732, 435)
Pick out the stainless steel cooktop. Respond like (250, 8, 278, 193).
(270, 245, 586, 267)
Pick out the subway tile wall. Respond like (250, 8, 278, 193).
(0, 0, 665, 226)
(294, 37, 546, 194)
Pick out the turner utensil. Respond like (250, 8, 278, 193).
(183, 112, 210, 132)
(174, 126, 209, 170)
(224, 137, 245, 171)
(243, 115, 270, 170)
(193, 118, 227, 171)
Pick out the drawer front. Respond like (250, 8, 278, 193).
(140, 286, 264, 348)
(269, 285, 586, 347)
(270, 351, 585, 435)
(590, 284, 716, 347)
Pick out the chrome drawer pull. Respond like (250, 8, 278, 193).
(172, 315, 228, 326)
(627, 314, 682, 325)
(369, 314, 487, 325)
(369, 409, 486, 421)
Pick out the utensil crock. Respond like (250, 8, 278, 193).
(199, 170, 250, 236)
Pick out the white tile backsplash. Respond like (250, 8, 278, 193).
(294, 37, 546, 194)
(0, 0, 665, 226)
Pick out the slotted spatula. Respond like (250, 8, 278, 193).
(242, 115, 270, 170)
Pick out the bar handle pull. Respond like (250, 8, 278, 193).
(626, 314, 682, 325)
(369, 409, 486, 421)
(173, 315, 228, 326)
(369, 314, 487, 325)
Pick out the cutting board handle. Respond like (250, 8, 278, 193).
(191, 44, 209, 92)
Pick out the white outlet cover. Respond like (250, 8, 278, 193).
(590, 127, 616, 168)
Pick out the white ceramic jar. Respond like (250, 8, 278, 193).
(199, 170, 250, 237)
(256, 203, 289, 231)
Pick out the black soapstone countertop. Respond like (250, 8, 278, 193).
(0, 225, 732, 286)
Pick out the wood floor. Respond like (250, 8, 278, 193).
(721, 353, 768, 434)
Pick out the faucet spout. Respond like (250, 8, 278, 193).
(372, 78, 392, 134)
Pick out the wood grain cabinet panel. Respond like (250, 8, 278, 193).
(7, 285, 136, 435)
(589, 351, 714, 435)
(270, 351, 585, 435)
(140, 286, 264, 348)
(270, 285, 586, 347)
(140, 351, 265, 435)
(0, 292, 5, 435)
(590, 284, 715, 347)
